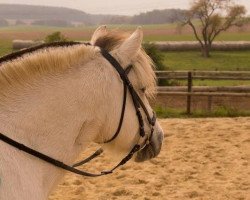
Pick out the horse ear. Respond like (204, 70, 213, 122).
(114, 27, 143, 65)
(90, 25, 107, 45)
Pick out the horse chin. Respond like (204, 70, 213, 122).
(134, 131, 163, 162)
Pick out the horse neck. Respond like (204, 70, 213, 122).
(0, 71, 86, 152)
(0, 64, 110, 199)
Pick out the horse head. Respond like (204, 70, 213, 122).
(89, 26, 164, 162)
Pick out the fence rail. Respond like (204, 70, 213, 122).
(156, 71, 250, 114)
(156, 71, 250, 80)
(153, 41, 250, 51)
(157, 86, 250, 92)
(158, 92, 250, 97)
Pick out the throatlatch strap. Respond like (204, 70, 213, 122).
(104, 83, 127, 143)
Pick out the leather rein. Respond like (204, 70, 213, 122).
(0, 42, 156, 177)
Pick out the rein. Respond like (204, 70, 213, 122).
(0, 42, 156, 177)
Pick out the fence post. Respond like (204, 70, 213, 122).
(207, 96, 213, 113)
(187, 71, 192, 114)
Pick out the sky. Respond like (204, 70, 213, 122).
(0, 0, 250, 15)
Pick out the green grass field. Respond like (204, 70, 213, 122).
(163, 51, 250, 71)
(0, 39, 12, 57)
(162, 51, 250, 86)
(144, 32, 250, 41)
(154, 105, 250, 118)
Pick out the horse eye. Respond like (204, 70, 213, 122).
(141, 87, 146, 93)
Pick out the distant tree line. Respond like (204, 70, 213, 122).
(131, 9, 186, 24)
(31, 20, 73, 27)
(0, 4, 91, 24)
(0, 4, 187, 25)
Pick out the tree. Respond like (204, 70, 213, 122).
(183, 0, 246, 57)
(44, 31, 68, 43)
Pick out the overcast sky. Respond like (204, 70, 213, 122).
(1, 0, 249, 15)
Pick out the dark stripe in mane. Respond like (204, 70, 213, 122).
(0, 41, 86, 65)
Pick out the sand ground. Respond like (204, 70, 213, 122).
(49, 117, 250, 200)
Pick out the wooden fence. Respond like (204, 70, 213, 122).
(156, 71, 250, 114)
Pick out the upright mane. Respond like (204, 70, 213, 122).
(0, 45, 96, 93)
(94, 30, 156, 98)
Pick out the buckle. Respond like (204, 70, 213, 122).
(139, 127, 145, 137)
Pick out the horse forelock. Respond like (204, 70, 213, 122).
(94, 30, 156, 99)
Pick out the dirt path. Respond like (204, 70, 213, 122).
(49, 117, 250, 200)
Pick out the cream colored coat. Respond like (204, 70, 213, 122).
(0, 26, 163, 200)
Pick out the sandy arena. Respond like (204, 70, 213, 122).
(49, 117, 250, 200)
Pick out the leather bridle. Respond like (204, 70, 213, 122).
(0, 42, 156, 177)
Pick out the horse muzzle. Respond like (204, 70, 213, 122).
(134, 126, 164, 162)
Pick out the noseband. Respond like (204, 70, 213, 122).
(0, 42, 156, 177)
